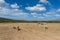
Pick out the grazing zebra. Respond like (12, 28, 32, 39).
(38, 22, 44, 27)
(45, 27, 48, 29)
(38, 22, 48, 31)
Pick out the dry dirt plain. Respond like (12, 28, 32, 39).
(0, 23, 60, 40)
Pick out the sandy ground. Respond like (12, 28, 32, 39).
(0, 23, 60, 40)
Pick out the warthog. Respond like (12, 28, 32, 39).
(17, 26, 21, 31)
(13, 27, 16, 29)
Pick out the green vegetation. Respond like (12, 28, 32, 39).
(0, 17, 60, 23)
(0, 17, 29, 23)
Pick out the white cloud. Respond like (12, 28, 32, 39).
(43, 10, 56, 17)
(0, 7, 10, 14)
(54, 14, 60, 17)
(39, 0, 51, 5)
(30, 10, 60, 20)
(40, 0, 48, 3)
(39, 0, 52, 6)
(0, 0, 29, 18)
(31, 10, 57, 18)
(11, 3, 19, 9)
(0, 0, 10, 15)
(0, 0, 5, 4)
(57, 8, 60, 12)
(26, 4, 46, 12)
(0, 0, 10, 9)
(31, 12, 42, 17)
(43, 13, 48, 17)
(11, 9, 29, 17)
(43, 10, 60, 18)
(0, 7, 29, 17)
(31, 12, 45, 20)
(31, 13, 38, 17)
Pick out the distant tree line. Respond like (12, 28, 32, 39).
(0, 18, 60, 23)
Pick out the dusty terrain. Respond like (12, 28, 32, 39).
(0, 23, 60, 40)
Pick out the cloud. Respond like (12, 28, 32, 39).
(39, 0, 52, 7)
(31, 12, 45, 19)
(0, 0, 10, 9)
(0, 0, 59, 20)
(0, 7, 10, 15)
(54, 14, 60, 17)
(57, 8, 60, 12)
(11, 9, 29, 17)
(43, 10, 60, 19)
(43, 10, 57, 17)
(0, 7, 29, 17)
(0, 0, 29, 18)
(11, 3, 19, 9)
(39, 0, 51, 5)
(31, 10, 56, 18)
(25, 4, 46, 12)
(0, 0, 5, 4)
(40, 0, 49, 4)
(31, 12, 42, 17)
(30, 10, 60, 20)
(0, 0, 10, 15)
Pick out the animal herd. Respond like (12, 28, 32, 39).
(13, 26, 21, 31)
(13, 22, 48, 31)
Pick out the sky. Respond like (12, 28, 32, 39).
(0, 0, 60, 21)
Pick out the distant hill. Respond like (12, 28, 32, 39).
(0, 17, 60, 23)
(0, 17, 29, 23)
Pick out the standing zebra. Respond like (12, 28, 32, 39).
(38, 22, 48, 31)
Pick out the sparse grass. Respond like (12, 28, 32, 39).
(0, 26, 9, 30)
(0, 26, 8, 28)
(0, 23, 60, 40)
